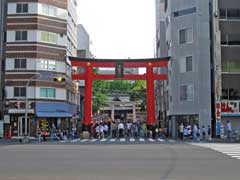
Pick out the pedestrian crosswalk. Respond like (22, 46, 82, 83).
(190, 143, 240, 160)
(60, 138, 174, 144)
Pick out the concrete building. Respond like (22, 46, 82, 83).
(0, 0, 7, 138)
(214, 0, 240, 135)
(4, 0, 79, 137)
(77, 24, 91, 58)
(155, 0, 212, 138)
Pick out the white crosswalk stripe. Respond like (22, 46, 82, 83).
(100, 138, 107, 142)
(70, 138, 80, 143)
(130, 138, 135, 142)
(148, 138, 155, 142)
(59, 138, 173, 144)
(90, 139, 98, 142)
(120, 138, 126, 142)
(190, 143, 240, 160)
(80, 139, 89, 143)
(158, 138, 165, 142)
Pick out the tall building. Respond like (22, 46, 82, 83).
(77, 24, 91, 58)
(213, 0, 240, 135)
(4, 0, 79, 137)
(155, 0, 212, 137)
(0, 0, 7, 121)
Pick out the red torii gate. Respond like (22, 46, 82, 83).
(69, 57, 170, 130)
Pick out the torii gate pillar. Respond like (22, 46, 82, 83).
(146, 63, 155, 128)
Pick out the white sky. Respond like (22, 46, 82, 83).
(77, 0, 156, 59)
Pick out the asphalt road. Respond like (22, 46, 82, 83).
(0, 143, 239, 180)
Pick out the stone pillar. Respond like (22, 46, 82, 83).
(132, 103, 136, 122)
(111, 104, 114, 121)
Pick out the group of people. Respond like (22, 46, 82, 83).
(37, 125, 77, 142)
(90, 120, 161, 139)
(178, 123, 211, 141)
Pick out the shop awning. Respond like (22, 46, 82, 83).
(36, 112, 72, 118)
(35, 102, 77, 118)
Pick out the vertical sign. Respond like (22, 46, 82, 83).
(216, 101, 221, 136)
(115, 62, 124, 78)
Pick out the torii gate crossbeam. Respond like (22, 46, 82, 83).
(69, 57, 170, 131)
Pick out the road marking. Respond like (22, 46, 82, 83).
(158, 138, 165, 142)
(80, 139, 89, 142)
(71, 138, 80, 143)
(190, 143, 240, 160)
(90, 139, 98, 142)
(60, 140, 67, 143)
(120, 138, 126, 142)
(148, 138, 155, 142)
(139, 138, 145, 142)
(110, 138, 116, 142)
(130, 138, 135, 142)
(100, 138, 107, 142)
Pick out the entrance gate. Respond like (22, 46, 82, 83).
(69, 57, 170, 130)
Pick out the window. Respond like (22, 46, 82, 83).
(16, 3, 28, 13)
(40, 60, 56, 71)
(40, 88, 55, 98)
(14, 59, 26, 69)
(15, 31, 27, 41)
(179, 28, 192, 44)
(41, 31, 57, 44)
(14, 87, 26, 97)
(42, 4, 57, 17)
(186, 56, 193, 72)
(180, 85, 193, 101)
(180, 56, 193, 73)
(173, 7, 196, 17)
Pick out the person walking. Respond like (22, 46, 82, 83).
(179, 123, 184, 140)
(37, 128, 42, 142)
(207, 125, 212, 141)
(192, 124, 198, 141)
(202, 125, 206, 141)
(226, 120, 232, 141)
(118, 121, 124, 138)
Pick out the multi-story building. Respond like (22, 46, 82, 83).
(4, 0, 79, 137)
(0, 0, 7, 122)
(155, 0, 212, 138)
(214, 0, 240, 135)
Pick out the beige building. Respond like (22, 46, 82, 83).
(4, 0, 79, 137)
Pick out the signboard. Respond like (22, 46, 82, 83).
(221, 101, 240, 116)
(0, 121, 3, 138)
(4, 115, 10, 124)
(115, 62, 124, 78)
(216, 102, 221, 136)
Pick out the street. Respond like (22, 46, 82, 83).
(0, 143, 240, 180)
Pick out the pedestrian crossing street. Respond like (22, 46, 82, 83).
(60, 138, 176, 144)
(190, 143, 240, 160)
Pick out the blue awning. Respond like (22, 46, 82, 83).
(36, 112, 72, 118)
(35, 102, 77, 118)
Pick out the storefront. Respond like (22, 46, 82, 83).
(35, 101, 77, 136)
(221, 101, 240, 133)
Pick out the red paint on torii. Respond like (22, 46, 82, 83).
(69, 57, 170, 129)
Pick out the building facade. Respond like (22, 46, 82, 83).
(0, 0, 7, 122)
(4, 0, 79, 137)
(214, 0, 240, 135)
(155, 0, 212, 138)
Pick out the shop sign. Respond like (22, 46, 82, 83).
(221, 101, 240, 115)
(216, 102, 221, 136)
(0, 121, 3, 138)
(4, 115, 10, 124)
